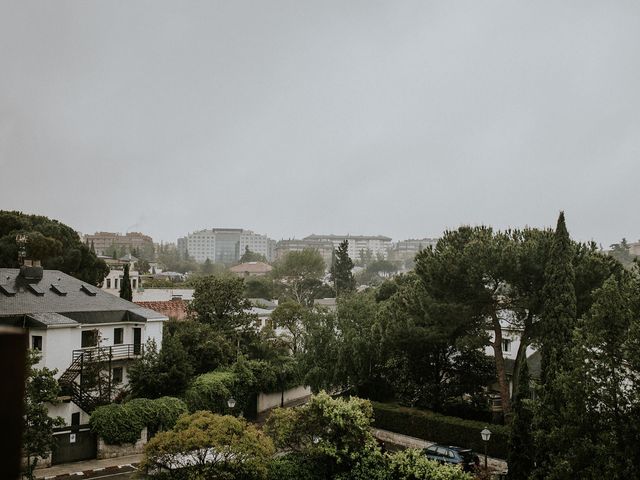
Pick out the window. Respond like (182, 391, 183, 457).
(502, 339, 512, 353)
(114, 328, 124, 345)
(114, 278, 119, 289)
(112, 367, 123, 384)
(71, 412, 80, 426)
(106, 278, 111, 289)
(81, 330, 98, 348)
(132, 279, 137, 289)
(32, 335, 43, 351)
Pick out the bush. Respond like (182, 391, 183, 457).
(267, 454, 324, 480)
(90, 397, 188, 444)
(184, 370, 236, 413)
(371, 402, 509, 458)
(90, 404, 144, 444)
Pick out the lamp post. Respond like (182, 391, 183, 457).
(227, 397, 236, 413)
(481, 427, 491, 471)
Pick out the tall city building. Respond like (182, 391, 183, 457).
(275, 238, 335, 267)
(84, 232, 154, 257)
(388, 238, 439, 265)
(177, 228, 275, 264)
(303, 234, 392, 261)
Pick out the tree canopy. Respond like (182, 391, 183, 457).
(0, 210, 109, 285)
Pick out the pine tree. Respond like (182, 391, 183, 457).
(507, 359, 534, 479)
(331, 240, 355, 296)
(532, 211, 578, 479)
(539, 211, 577, 383)
(120, 263, 133, 301)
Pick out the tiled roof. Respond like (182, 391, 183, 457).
(0, 269, 167, 324)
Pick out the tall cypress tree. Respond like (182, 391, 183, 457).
(331, 240, 355, 296)
(507, 359, 534, 479)
(120, 263, 133, 301)
(532, 212, 577, 479)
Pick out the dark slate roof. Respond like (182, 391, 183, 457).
(0, 269, 167, 324)
(28, 312, 78, 327)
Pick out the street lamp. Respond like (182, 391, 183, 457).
(481, 427, 491, 471)
(227, 397, 236, 409)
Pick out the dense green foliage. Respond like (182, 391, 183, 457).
(331, 240, 355, 295)
(371, 402, 509, 458)
(90, 397, 187, 444)
(23, 350, 65, 479)
(272, 249, 327, 305)
(119, 263, 133, 300)
(188, 275, 254, 331)
(142, 411, 275, 479)
(265, 393, 472, 480)
(0, 210, 109, 285)
(506, 360, 534, 479)
(240, 246, 268, 263)
(127, 337, 194, 398)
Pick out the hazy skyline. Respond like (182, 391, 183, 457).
(1, 1, 640, 246)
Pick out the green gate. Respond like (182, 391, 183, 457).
(51, 425, 97, 465)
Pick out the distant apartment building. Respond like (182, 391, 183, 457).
(177, 228, 275, 264)
(388, 238, 439, 264)
(84, 231, 154, 257)
(303, 234, 392, 261)
(275, 238, 335, 267)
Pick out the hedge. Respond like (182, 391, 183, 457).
(90, 396, 188, 445)
(184, 370, 236, 413)
(371, 402, 509, 459)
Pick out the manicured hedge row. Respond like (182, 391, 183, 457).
(90, 396, 188, 445)
(371, 402, 509, 459)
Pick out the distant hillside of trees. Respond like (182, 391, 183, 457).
(0, 210, 109, 286)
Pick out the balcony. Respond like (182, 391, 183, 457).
(72, 343, 143, 362)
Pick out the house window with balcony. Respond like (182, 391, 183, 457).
(112, 367, 123, 384)
(502, 338, 512, 353)
(114, 328, 124, 345)
(81, 330, 98, 348)
(32, 335, 43, 351)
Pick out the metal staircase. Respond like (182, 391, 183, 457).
(58, 344, 142, 414)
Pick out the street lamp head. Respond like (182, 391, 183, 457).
(481, 427, 492, 442)
(227, 397, 236, 409)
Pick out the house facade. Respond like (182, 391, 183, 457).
(0, 264, 167, 426)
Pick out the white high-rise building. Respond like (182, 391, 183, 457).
(177, 228, 275, 264)
(303, 234, 392, 260)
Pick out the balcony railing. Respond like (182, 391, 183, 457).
(72, 343, 143, 362)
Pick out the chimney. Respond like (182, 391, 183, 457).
(19, 259, 43, 281)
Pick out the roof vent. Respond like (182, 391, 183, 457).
(50, 284, 67, 296)
(27, 283, 45, 296)
(80, 284, 97, 296)
(0, 284, 16, 296)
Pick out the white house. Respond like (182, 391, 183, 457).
(0, 264, 167, 426)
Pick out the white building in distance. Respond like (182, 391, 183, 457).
(303, 234, 392, 261)
(177, 228, 276, 264)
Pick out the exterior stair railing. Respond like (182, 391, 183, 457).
(58, 343, 142, 414)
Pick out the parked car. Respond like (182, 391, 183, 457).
(423, 444, 479, 472)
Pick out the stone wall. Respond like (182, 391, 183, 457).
(257, 386, 312, 413)
(97, 428, 147, 459)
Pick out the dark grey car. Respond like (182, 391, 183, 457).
(423, 444, 479, 472)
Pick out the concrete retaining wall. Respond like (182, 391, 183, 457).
(97, 427, 147, 459)
(257, 386, 311, 413)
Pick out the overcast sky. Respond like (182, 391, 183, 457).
(1, 1, 639, 246)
